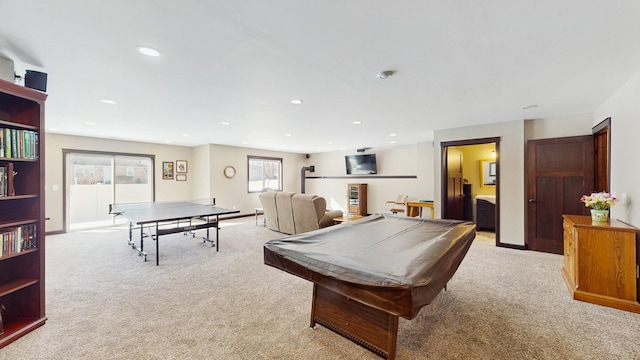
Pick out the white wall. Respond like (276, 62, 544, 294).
(524, 113, 593, 141)
(304, 142, 435, 214)
(206, 144, 306, 213)
(594, 68, 640, 227)
(191, 144, 211, 201)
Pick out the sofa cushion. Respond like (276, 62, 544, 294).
(258, 192, 279, 231)
(292, 194, 324, 234)
(275, 192, 296, 234)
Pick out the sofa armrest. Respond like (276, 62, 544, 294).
(319, 210, 344, 228)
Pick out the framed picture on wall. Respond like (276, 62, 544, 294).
(176, 174, 187, 181)
(162, 161, 174, 180)
(176, 160, 188, 173)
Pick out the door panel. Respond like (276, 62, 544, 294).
(67, 153, 114, 230)
(445, 148, 464, 220)
(526, 136, 593, 254)
(535, 142, 585, 172)
(593, 119, 610, 192)
(534, 176, 558, 242)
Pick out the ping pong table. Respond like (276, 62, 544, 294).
(109, 201, 239, 265)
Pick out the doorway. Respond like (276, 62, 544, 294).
(64, 151, 155, 231)
(441, 137, 500, 245)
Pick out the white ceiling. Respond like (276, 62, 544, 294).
(2, 1, 640, 154)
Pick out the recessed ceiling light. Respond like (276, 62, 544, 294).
(290, 99, 303, 105)
(284, 133, 292, 137)
(242, 141, 248, 145)
(182, 133, 189, 137)
(221, 122, 230, 125)
(389, 140, 396, 144)
(84, 121, 96, 125)
(521, 104, 538, 110)
(165, 140, 173, 144)
(353, 121, 362, 125)
(327, 141, 333, 145)
(100, 99, 117, 105)
(137, 46, 161, 57)
(389, 133, 397, 137)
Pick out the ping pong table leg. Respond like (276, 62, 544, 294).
(200, 215, 217, 248)
(138, 224, 147, 262)
(156, 222, 160, 266)
(128, 221, 134, 248)
(216, 215, 219, 252)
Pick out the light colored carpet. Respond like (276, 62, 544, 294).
(1, 218, 639, 359)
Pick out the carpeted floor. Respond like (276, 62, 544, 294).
(1, 217, 638, 359)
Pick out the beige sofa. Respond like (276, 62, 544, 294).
(259, 191, 343, 235)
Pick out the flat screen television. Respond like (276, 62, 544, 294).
(345, 154, 377, 175)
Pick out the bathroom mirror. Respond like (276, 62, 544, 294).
(480, 159, 496, 187)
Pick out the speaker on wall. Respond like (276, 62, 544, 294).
(25, 70, 47, 92)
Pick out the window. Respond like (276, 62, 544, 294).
(248, 156, 282, 192)
(65, 152, 154, 230)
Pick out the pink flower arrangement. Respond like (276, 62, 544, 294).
(580, 192, 616, 210)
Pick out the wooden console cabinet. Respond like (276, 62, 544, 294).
(0, 79, 47, 348)
(562, 215, 640, 313)
(347, 183, 367, 216)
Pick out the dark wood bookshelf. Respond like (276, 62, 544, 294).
(0, 78, 47, 349)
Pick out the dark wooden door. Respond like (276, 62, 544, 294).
(445, 148, 464, 220)
(593, 118, 610, 192)
(526, 136, 593, 254)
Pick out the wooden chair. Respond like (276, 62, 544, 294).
(385, 195, 408, 215)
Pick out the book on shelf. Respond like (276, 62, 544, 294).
(0, 163, 15, 197)
(0, 166, 4, 197)
(0, 127, 38, 159)
(0, 224, 37, 257)
(4, 128, 10, 158)
(11, 129, 17, 159)
(6, 163, 14, 197)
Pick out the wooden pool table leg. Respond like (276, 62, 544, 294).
(310, 284, 399, 360)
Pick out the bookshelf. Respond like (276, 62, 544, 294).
(0, 78, 47, 348)
(347, 183, 367, 216)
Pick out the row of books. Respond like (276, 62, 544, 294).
(0, 128, 39, 159)
(1, 224, 37, 257)
(0, 163, 15, 197)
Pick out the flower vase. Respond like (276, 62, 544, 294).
(590, 209, 609, 222)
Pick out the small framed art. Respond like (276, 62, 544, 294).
(162, 161, 174, 180)
(176, 160, 188, 173)
(176, 174, 187, 181)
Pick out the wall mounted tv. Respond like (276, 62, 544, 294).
(345, 154, 377, 175)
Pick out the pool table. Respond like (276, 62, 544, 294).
(264, 214, 476, 359)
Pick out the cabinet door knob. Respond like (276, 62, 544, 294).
(528, 198, 536, 203)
